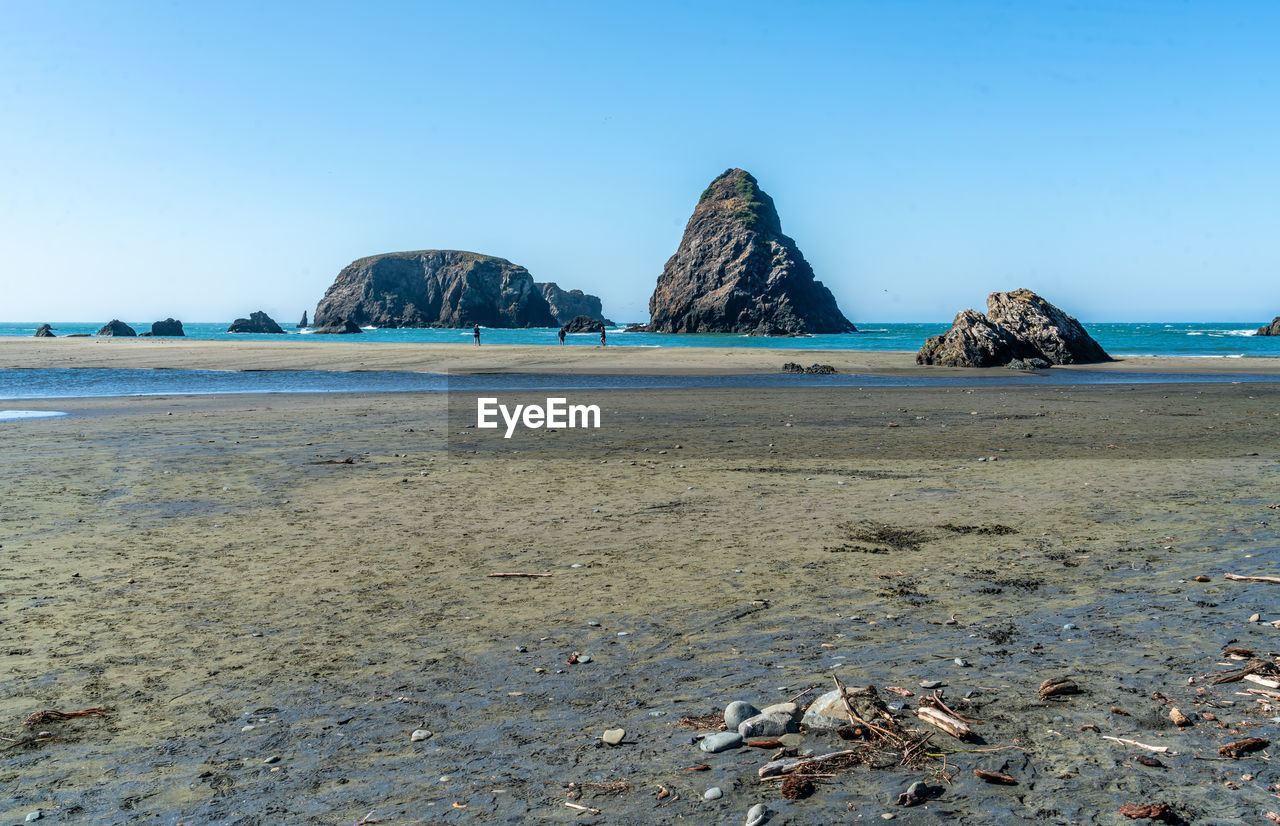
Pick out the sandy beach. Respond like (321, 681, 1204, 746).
(4, 365, 1280, 824)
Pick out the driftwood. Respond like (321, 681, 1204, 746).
(1212, 659, 1280, 685)
(916, 706, 975, 741)
(973, 768, 1017, 785)
(486, 572, 551, 578)
(1038, 677, 1081, 699)
(1244, 674, 1280, 689)
(23, 707, 112, 728)
(1219, 737, 1269, 758)
(1102, 736, 1171, 754)
(1223, 573, 1280, 584)
(758, 749, 858, 779)
(1245, 687, 1280, 700)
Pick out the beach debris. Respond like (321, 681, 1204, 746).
(744, 802, 771, 826)
(747, 738, 784, 749)
(679, 711, 726, 730)
(1111, 706, 1130, 716)
(23, 707, 112, 728)
(883, 686, 915, 697)
(759, 749, 859, 779)
(973, 769, 1017, 785)
(1211, 658, 1280, 685)
(309, 456, 355, 464)
(1118, 802, 1179, 822)
(1169, 708, 1192, 727)
(1223, 646, 1254, 659)
(895, 780, 928, 806)
(1102, 736, 1171, 753)
(564, 802, 601, 815)
(686, 764, 711, 771)
(1135, 755, 1164, 768)
(1219, 737, 1269, 758)
(781, 774, 816, 799)
(601, 728, 625, 746)
(916, 694, 979, 741)
(355, 812, 382, 826)
(1244, 674, 1280, 689)
(1223, 573, 1280, 584)
(566, 652, 591, 664)
(487, 572, 551, 578)
(1192, 575, 1210, 582)
(1038, 677, 1081, 699)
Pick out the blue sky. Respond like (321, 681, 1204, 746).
(2, 1, 1277, 323)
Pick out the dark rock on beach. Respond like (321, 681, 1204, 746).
(782, 362, 837, 374)
(560, 315, 605, 334)
(33, 324, 55, 337)
(313, 318, 363, 334)
(539, 283, 611, 326)
(313, 250, 559, 329)
(647, 168, 856, 334)
(917, 289, 1110, 368)
(1254, 316, 1280, 336)
(228, 311, 286, 334)
(96, 320, 136, 337)
(148, 318, 185, 337)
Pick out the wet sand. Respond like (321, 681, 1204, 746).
(4, 381, 1280, 824)
(5, 336, 1280, 376)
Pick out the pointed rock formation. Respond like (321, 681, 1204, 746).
(299, 311, 309, 328)
(313, 250, 559, 329)
(228, 311, 285, 334)
(647, 169, 855, 334)
(1254, 316, 1280, 336)
(917, 289, 1110, 367)
(34, 324, 55, 337)
(539, 282, 611, 326)
(96, 320, 136, 337)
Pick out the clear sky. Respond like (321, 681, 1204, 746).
(2, 1, 1277, 323)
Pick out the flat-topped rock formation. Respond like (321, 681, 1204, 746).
(917, 289, 1110, 367)
(539, 283, 611, 326)
(144, 318, 184, 337)
(228, 311, 285, 334)
(560, 314, 605, 334)
(313, 317, 363, 334)
(313, 250, 562, 329)
(1255, 317, 1280, 336)
(647, 168, 855, 335)
(97, 320, 136, 337)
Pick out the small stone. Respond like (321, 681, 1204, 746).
(570, 563, 584, 568)
(263, 755, 280, 764)
(745, 803, 770, 826)
(919, 679, 943, 689)
(25, 812, 41, 823)
(758, 702, 799, 718)
(724, 701, 761, 730)
(954, 658, 969, 667)
(738, 711, 796, 738)
(699, 731, 744, 753)
(1249, 613, 1261, 623)
(516, 646, 527, 652)
(588, 621, 601, 626)
(411, 729, 432, 742)
(881, 814, 895, 821)
(1062, 623, 1077, 630)
(779, 733, 803, 748)
(241, 724, 255, 732)
(577, 654, 592, 663)
(602, 728, 625, 746)
(617, 631, 629, 637)
(703, 786, 723, 801)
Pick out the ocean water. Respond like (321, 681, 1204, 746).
(2, 321, 1278, 358)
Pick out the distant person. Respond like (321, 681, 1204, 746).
(558, 327, 566, 345)
(473, 324, 481, 346)
(600, 328, 607, 347)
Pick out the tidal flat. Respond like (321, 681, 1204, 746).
(3, 383, 1279, 824)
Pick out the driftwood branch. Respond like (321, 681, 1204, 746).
(486, 572, 551, 578)
(1102, 735, 1171, 753)
(1223, 573, 1280, 584)
(758, 749, 858, 779)
(916, 706, 975, 741)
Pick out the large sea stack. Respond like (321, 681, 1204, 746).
(1255, 316, 1280, 336)
(312, 250, 561, 329)
(228, 311, 285, 334)
(539, 282, 611, 326)
(96, 320, 136, 337)
(647, 169, 855, 334)
(917, 289, 1111, 367)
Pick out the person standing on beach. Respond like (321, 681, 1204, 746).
(473, 324, 481, 346)
(600, 328, 606, 347)
(558, 327, 566, 345)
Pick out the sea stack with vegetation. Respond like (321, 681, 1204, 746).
(917, 288, 1111, 367)
(646, 168, 855, 335)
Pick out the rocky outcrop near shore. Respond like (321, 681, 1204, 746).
(144, 318, 185, 337)
(298, 311, 308, 328)
(539, 283, 611, 326)
(561, 314, 605, 334)
(96, 320, 136, 337)
(647, 168, 855, 335)
(1255, 317, 1280, 336)
(34, 324, 55, 337)
(917, 289, 1110, 367)
(228, 311, 285, 334)
(313, 250, 559, 329)
(313, 318, 363, 334)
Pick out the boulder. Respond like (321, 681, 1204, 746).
(917, 290, 1109, 367)
(96, 320, 136, 337)
(647, 168, 856, 334)
(33, 324, 55, 338)
(312, 250, 560, 329)
(782, 362, 837, 374)
(1255, 316, 1280, 336)
(149, 318, 185, 337)
(560, 315, 605, 334)
(539, 282, 612, 326)
(299, 311, 308, 328)
(313, 318, 362, 334)
(228, 311, 286, 334)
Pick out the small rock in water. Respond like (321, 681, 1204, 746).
(919, 680, 943, 689)
(724, 701, 761, 730)
(700, 731, 744, 753)
(411, 729, 432, 742)
(602, 728, 625, 746)
(704, 786, 723, 801)
(745, 803, 770, 826)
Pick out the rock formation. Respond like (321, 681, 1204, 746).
(96, 320, 136, 337)
(147, 318, 185, 337)
(1255, 317, 1280, 336)
(313, 317, 362, 334)
(539, 283, 611, 326)
(560, 315, 605, 334)
(228, 311, 286, 334)
(647, 168, 855, 334)
(299, 311, 308, 328)
(782, 362, 837, 374)
(33, 324, 55, 337)
(312, 250, 559, 329)
(917, 289, 1110, 367)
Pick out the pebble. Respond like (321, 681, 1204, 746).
(263, 756, 280, 764)
(703, 786, 723, 801)
(699, 731, 744, 753)
(1249, 613, 1261, 623)
(1063, 623, 1077, 630)
(602, 728, 625, 746)
(25, 813, 41, 823)
(724, 701, 760, 730)
(738, 711, 795, 738)
(577, 654, 592, 663)
(411, 729, 432, 742)
(919, 679, 943, 689)
(516, 646, 527, 653)
(588, 621, 601, 626)
(779, 733, 803, 747)
(954, 658, 969, 667)
(241, 724, 255, 732)
(617, 631, 629, 637)
(881, 814, 895, 821)
(570, 563, 584, 569)
(745, 803, 770, 826)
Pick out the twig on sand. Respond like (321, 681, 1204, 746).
(486, 572, 551, 578)
(1102, 736, 1173, 754)
(24, 707, 112, 728)
(787, 685, 818, 704)
(355, 812, 383, 825)
(565, 802, 601, 815)
(1223, 573, 1280, 584)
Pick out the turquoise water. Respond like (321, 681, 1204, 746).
(2, 321, 1277, 358)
